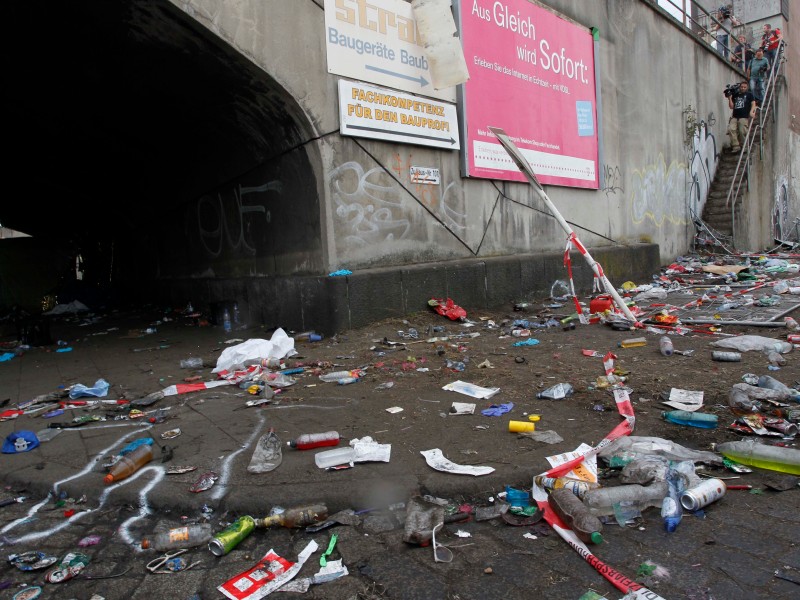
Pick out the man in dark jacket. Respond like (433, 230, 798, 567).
(726, 81, 756, 153)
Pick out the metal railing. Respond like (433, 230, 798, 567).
(726, 39, 786, 247)
(657, 0, 749, 61)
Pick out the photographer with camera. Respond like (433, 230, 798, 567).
(713, 5, 737, 59)
(747, 48, 770, 104)
(726, 81, 756, 154)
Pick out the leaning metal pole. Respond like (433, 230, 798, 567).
(489, 127, 638, 323)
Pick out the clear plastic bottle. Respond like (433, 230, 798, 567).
(288, 431, 340, 450)
(757, 375, 800, 400)
(180, 357, 203, 369)
(661, 468, 684, 532)
(583, 481, 669, 516)
(254, 504, 329, 529)
(659, 336, 674, 356)
(233, 302, 240, 324)
(548, 488, 603, 544)
(765, 350, 787, 367)
(140, 523, 212, 550)
(534, 476, 599, 499)
(662, 410, 718, 429)
(104, 444, 154, 484)
(223, 308, 232, 333)
(319, 370, 361, 383)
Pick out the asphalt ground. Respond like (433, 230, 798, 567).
(1, 297, 799, 599)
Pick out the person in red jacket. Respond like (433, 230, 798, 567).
(760, 24, 782, 65)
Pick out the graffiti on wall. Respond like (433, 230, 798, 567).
(328, 154, 466, 249)
(688, 120, 717, 217)
(601, 164, 624, 196)
(192, 181, 283, 258)
(772, 177, 791, 242)
(629, 155, 689, 227)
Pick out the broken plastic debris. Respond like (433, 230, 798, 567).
(8, 552, 58, 571)
(442, 380, 500, 400)
(189, 471, 219, 493)
(517, 430, 564, 444)
(166, 465, 197, 475)
(450, 402, 476, 415)
(512, 338, 540, 347)
(420, 448, 495, 476)
(385, 406, 403, 414)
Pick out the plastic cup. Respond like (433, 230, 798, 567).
(508, 420, 535, 433)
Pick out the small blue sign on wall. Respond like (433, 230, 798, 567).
(576, 101, 594, 137)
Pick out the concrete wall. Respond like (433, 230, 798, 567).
(174, 0, 781, 268)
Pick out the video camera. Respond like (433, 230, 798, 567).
(723, 83, 739, 97)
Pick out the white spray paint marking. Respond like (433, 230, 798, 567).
(54, 426, 152, 493)
(0, 427, 155, 542)
(116, 466, 166, 550)
(210, 412, 266, 501)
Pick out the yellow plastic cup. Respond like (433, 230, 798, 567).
(508, 420, 535, 433)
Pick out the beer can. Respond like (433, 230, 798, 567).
(711, 351, 741, 362)
(208, 515, 255, 556)
(681, 478, 727, 511)
(787, 334, 800, 344)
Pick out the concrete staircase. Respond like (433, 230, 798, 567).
(700, 149, 744, 240)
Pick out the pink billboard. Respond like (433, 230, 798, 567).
(456, 0, 599, 188)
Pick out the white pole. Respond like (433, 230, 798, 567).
(489, 127, 638, 323)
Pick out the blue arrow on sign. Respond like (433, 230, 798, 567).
(365, 65, 429, 87)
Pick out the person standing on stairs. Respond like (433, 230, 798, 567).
(726, 81, 756, 153)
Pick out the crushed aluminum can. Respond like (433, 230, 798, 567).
(44, 552, 90, 583)
(12, 587, 43, 600)
(167, 465, 198, 475)
(189, 471, 219, 493)
(160, 428, 181, 440)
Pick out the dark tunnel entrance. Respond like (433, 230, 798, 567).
(2, 0, 321, 314)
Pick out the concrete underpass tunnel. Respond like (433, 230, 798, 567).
(2, 0, 322, 312)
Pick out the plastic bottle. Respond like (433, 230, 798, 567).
(254, 504, 329, 529)
(619, 337, 647, 348)
(180, 357, 203, 369)
(784, 316, 800, 331)
(223, 308, 232, 333)
(712, 351, 741, 362)
(716, 440, 800, 475)
(757, 375, 800, 400)
(536, 383, 574, 400)
(319, 370, 361, 383)
(104, 444, 154, 484)
(659, 336, 674, 356)
(765, 350, 787, 367)
(232, 302, 241, 324)
(662, 410, 718, 429)
(315, 447, 356, 468)
(288, 431, 340, 450)
(295, 331, 323, 342)
(583, 481, 669, 516)
(548, 488, 603, 544)
(661, 468, 684, 532)
(140, 523, 212, 550)
(534, 475, 599, 499)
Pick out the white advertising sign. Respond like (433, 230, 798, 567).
(324, 0, 457, 102)
(339, 80, 460, 149)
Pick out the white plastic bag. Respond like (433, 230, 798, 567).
(212, 329, 296, 373)
(711, 335, 792, 354)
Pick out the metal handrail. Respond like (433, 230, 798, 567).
(726, 39, 786, 245)
(657, 0, 745, 59)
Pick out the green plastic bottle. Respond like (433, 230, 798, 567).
(716, 440, 800, 475)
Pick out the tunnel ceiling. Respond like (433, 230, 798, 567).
(4, 0, 308, 240)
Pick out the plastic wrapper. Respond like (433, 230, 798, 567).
(598, 436, 722, 467)
(711, 335, 792, 354)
